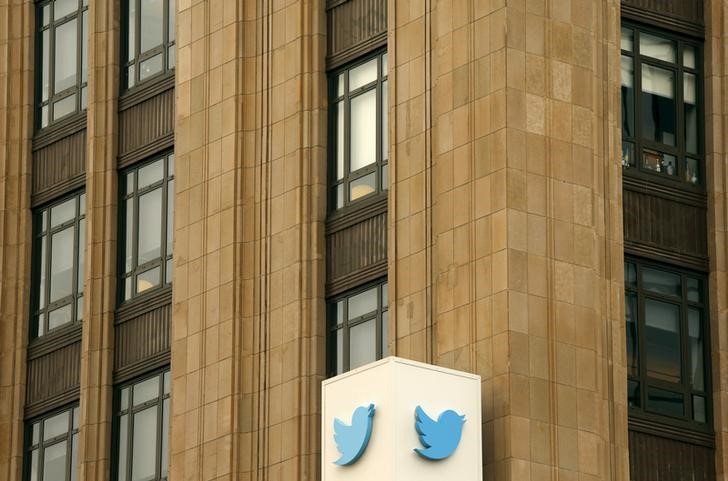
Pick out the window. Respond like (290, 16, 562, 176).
(328, 281, 388, 375)
(37, 0, 88, 129)
(32, 192, 86, 338)
(114, 371, 170, 481)
(330, 51, 388, 210)
(123, 0, 175, 89)
(25, 406, 79, 481)
(120, 153, 174, 302)
(620, 24, 702, 186)
(625, 259, 709, 425)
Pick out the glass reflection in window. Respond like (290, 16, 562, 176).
(120, 153, 174, 301)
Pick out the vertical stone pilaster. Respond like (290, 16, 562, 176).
(391, 1, 628, 480)
(0, 1, 33, 480)
(705, 0, 728, 477)
(172, 0, 326, 479)
(77, 1, 118, 480)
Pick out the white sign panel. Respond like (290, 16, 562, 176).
(322, 356, 482, 481)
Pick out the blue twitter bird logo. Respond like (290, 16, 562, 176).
(414, 405, 466, 460)
(333, 403, 376, 466)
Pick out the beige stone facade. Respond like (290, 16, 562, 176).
(2, 1, 728, 481)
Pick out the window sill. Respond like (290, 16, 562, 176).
(27, 323, 82, 360)
(116, 285, 172, 324)
(629, 411, 714, 447)
(326, 193, 388, 233)
(32, 112, 87, 151)
(119, 72, 175, 111)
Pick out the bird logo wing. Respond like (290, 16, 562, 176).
(414, 405, 466, 461)
(414, 405, 441, 449)
(333, 403, 376, 466)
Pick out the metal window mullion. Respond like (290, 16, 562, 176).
(634, 32, 643, 175)
(48, 2, 56, 124)
(375, 285, 382, 360)
(155, 374, 164, 480)
(343, 301, 350, 372)
(75, 2, 82, 114)
(70, 199, 79, 324)
(135, 0, 142, 85)
(64, 406, 73, 481)
(679, 273, 692, 420)
(161, 159, 169, 283)
(132, 175, 139, 299)
(44, 221, 54, 335)
(344, 71, 351, 206)
(636, 263, 648, 411)
(163, 0, 169, 74)
(126, 404, 135, 481)
(375, 56, 382, 197)
(37, 421, 46, 481)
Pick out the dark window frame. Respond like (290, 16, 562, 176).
(625, 256, 711, 432)
(327, 279, 388, 376)
(118, 152, 174, 304)
(24, 404, 80, 481)
(35, 0, 88, 130)
(121, 0, 176, 91)
(620, 21, 704, 190)
(31, 191, 86, 339)
(112, 369, 170, 481)
(328, 49, 389, 213)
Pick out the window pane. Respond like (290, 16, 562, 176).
(161, 398, 170, 478)
(350, 172, 376, 202)
(44, 411, 70, 440)
(687, 277, 701, 303)
(77, 218, 84, 293)
(81, 10, 88, 83)
(640, 32, 676, 63)
(163, 371, 170, 394)
(138, 159, 164, 189)
(350, 320, 376, 369)
(647, 387, 683, 417)
(642, 267, 681, 297)
(348, 287, 377, 320)
(166, 178, 174, 255)
(125, 198, 134, 272)
(140, 0, 164, 52)
(382, 80, 388, 161)
(128, 0, 136, 62)
(118, 415, 128, 481)
(51, 198, 75, 227)
(336, 102, 344, 180)
(76, 296, 83, 322)
(72, 406, 79, 429)
(684, 72, 698, 154)
(54, 19, 77, 92)
(382, 53, 388, 74)
(684, 45, 697, 69)
(42, 5, 50, 25)
(139, 53, 163, 82)
(335, 301, 344, 326)
(54, 0, 76, 19)
(30, 450, 39, 481)
(336, 73, 344, 98)
(168, 0, 175, 42)
(133, 376, 160, 406)
(625, 293, 638, 376)
(138, 189, 163, 263)
(70, 433, 78, 481)
(131, 407, 157, 481)
(128, 65, 136, 89)
(32, 423, 40, 445)
(165, 258, 173, 284)
(42, 29, 50, 101)
(686, 158, 700, 185)
(48, 304, 72, 330)
(50, 227, 74, 302)
(624, 262, 636, 289)
(349, 58, 377, 91)
(644, 299, 681, 383)
(336, 328, 343, 374)
(41, 105, 49, 128)
(622, 141, 635, 168)
(620, 55, 634, 138)
(336, 183, 344, 209)
(641, 64, 675, 146)
(382, 163, 388, 190)
(137, 267, 160, 294)
(121, 387, 130, 410)
(693, 395, 707, 423)
(689, 308, 705, 391)
(627, 380, 640, 408)
(350, 89, 377, 171)
(39, 235, 47, 308)
(381, 310, 388, 357)
(53, 94, 76, 121)
(620, 27, 633, 52)
(642, 149, 676, 176)
(168, 46, 175, 70)
(43, 441, 67, 481)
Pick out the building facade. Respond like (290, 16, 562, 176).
(0, 0, 727, 480)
